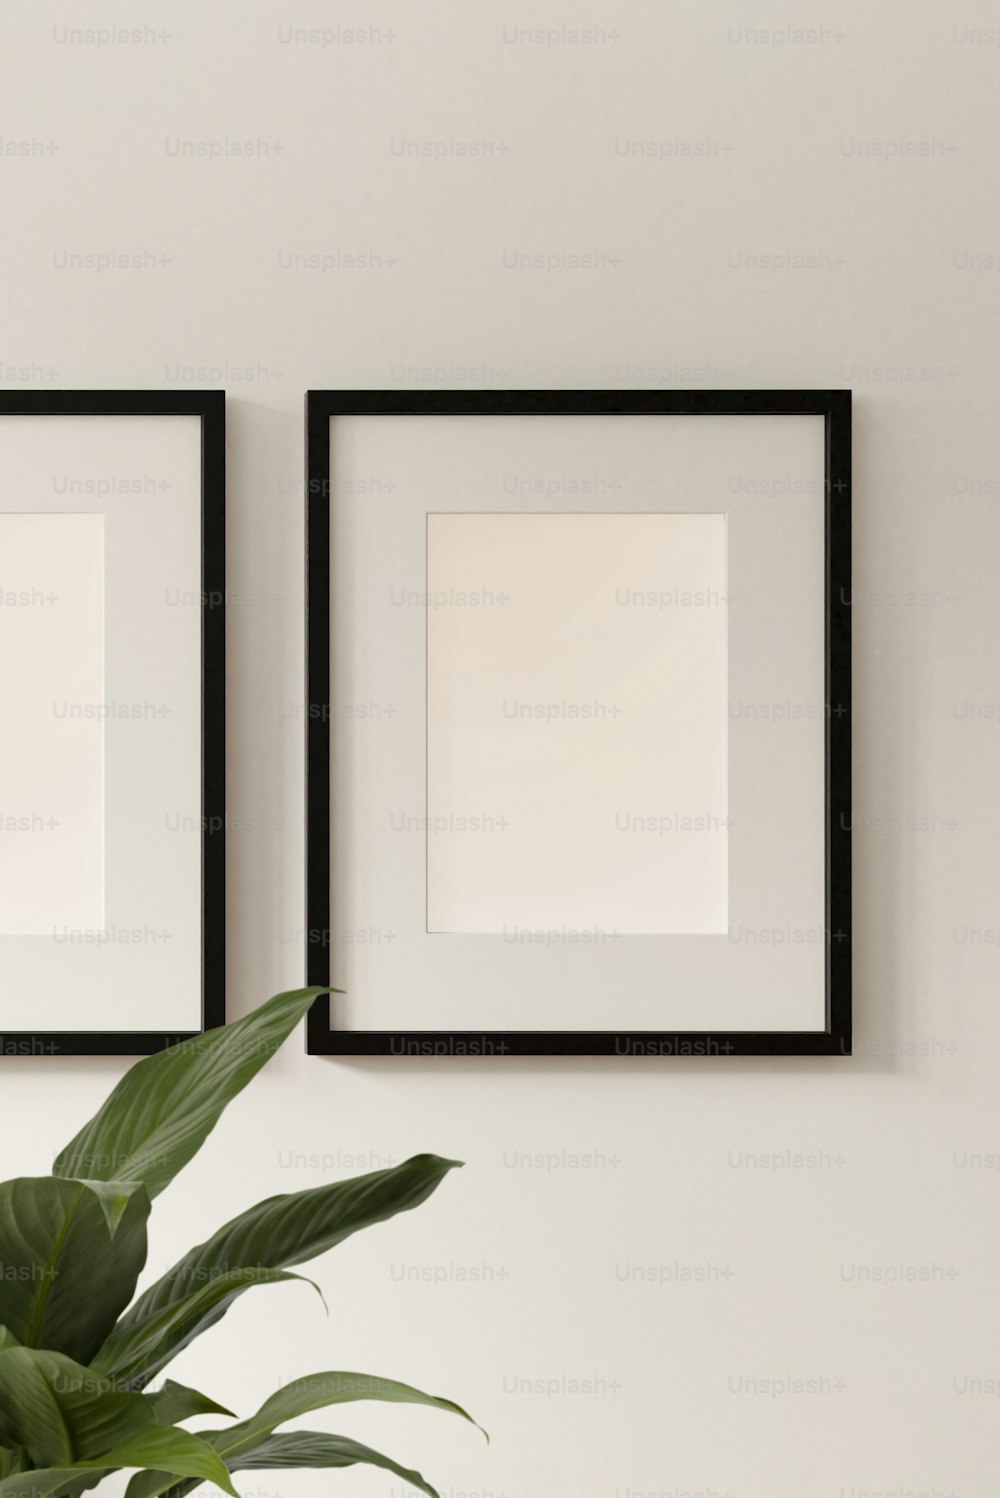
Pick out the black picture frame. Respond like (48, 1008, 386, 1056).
(306, 390, 851, 1057)
(0, 390, 226, 1057)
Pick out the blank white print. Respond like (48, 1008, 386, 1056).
(0, 514, 105, 934)
(426, 512, 729, 935)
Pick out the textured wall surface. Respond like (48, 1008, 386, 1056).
(2, 4, 999, 1496)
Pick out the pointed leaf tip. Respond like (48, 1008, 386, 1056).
(53, 988, 331, 1199)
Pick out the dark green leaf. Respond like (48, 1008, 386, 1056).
(0, 1348, 150, 1466)
(0, 1465, 102, 1498)
(236, 1431, 442, 1497)
(123, 1369, 480, 1498)
(0, 1420, 238, 1498)
(0, 1181, 149, 1364)
(126, 1429, 444, 1498)
(53, 988, 331, 1199)
(0, 1447, 25, 1483)
(91, 1424, 238, 1495)
(93, 1269, 318, 1384)
(0, 1336, 24, 1488)
(148, 1382, 234, 1426)
(0, 1351, 237, 1498)
(206, 1370, 483, 1460)
(107, 1154, 460, 1384)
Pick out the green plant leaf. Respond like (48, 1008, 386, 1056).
(0, 1182, 149, 1364)
(0, 1448, 25, 1483)
(237, 1430, 444, 1496)
(124, 1370, 479, 1498)
(105, 1154, 460, 1384)
(4, 990, 473, 1498)
(204, 1370, 483, 1460)
(240, 1431, 442, 1494)
(53, 987, 331, 1199)
(93, 1269, 319, 1383)
(0, 1420, 239, 1498)
(148, 1382, 234, 1426)
(90, 1424, 238, 1496)
(0, 1337, 23, 1487)
(0, 1348, 150, 1465)
(0, 1351, 237, 1498)
(126, 1429, 444, 1498)
(0, 1467, 102, 1498)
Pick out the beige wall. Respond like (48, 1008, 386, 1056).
(2, 3, 999, 1496)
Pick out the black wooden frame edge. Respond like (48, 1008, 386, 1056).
(307, 1030, 851, 1058)
(306, 389, 852, 1058)
(825, 390, 852, 1058)
(0, 390, 226, 1058)
(306, 393, 333, 1057)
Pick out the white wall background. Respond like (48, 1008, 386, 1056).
(2, 3, 999, 1496)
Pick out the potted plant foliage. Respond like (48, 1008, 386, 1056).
(0, 988, 480, 1498)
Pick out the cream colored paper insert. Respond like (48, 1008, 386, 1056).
(426, 512, 728, 935)
(0, 513, 105, 933)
